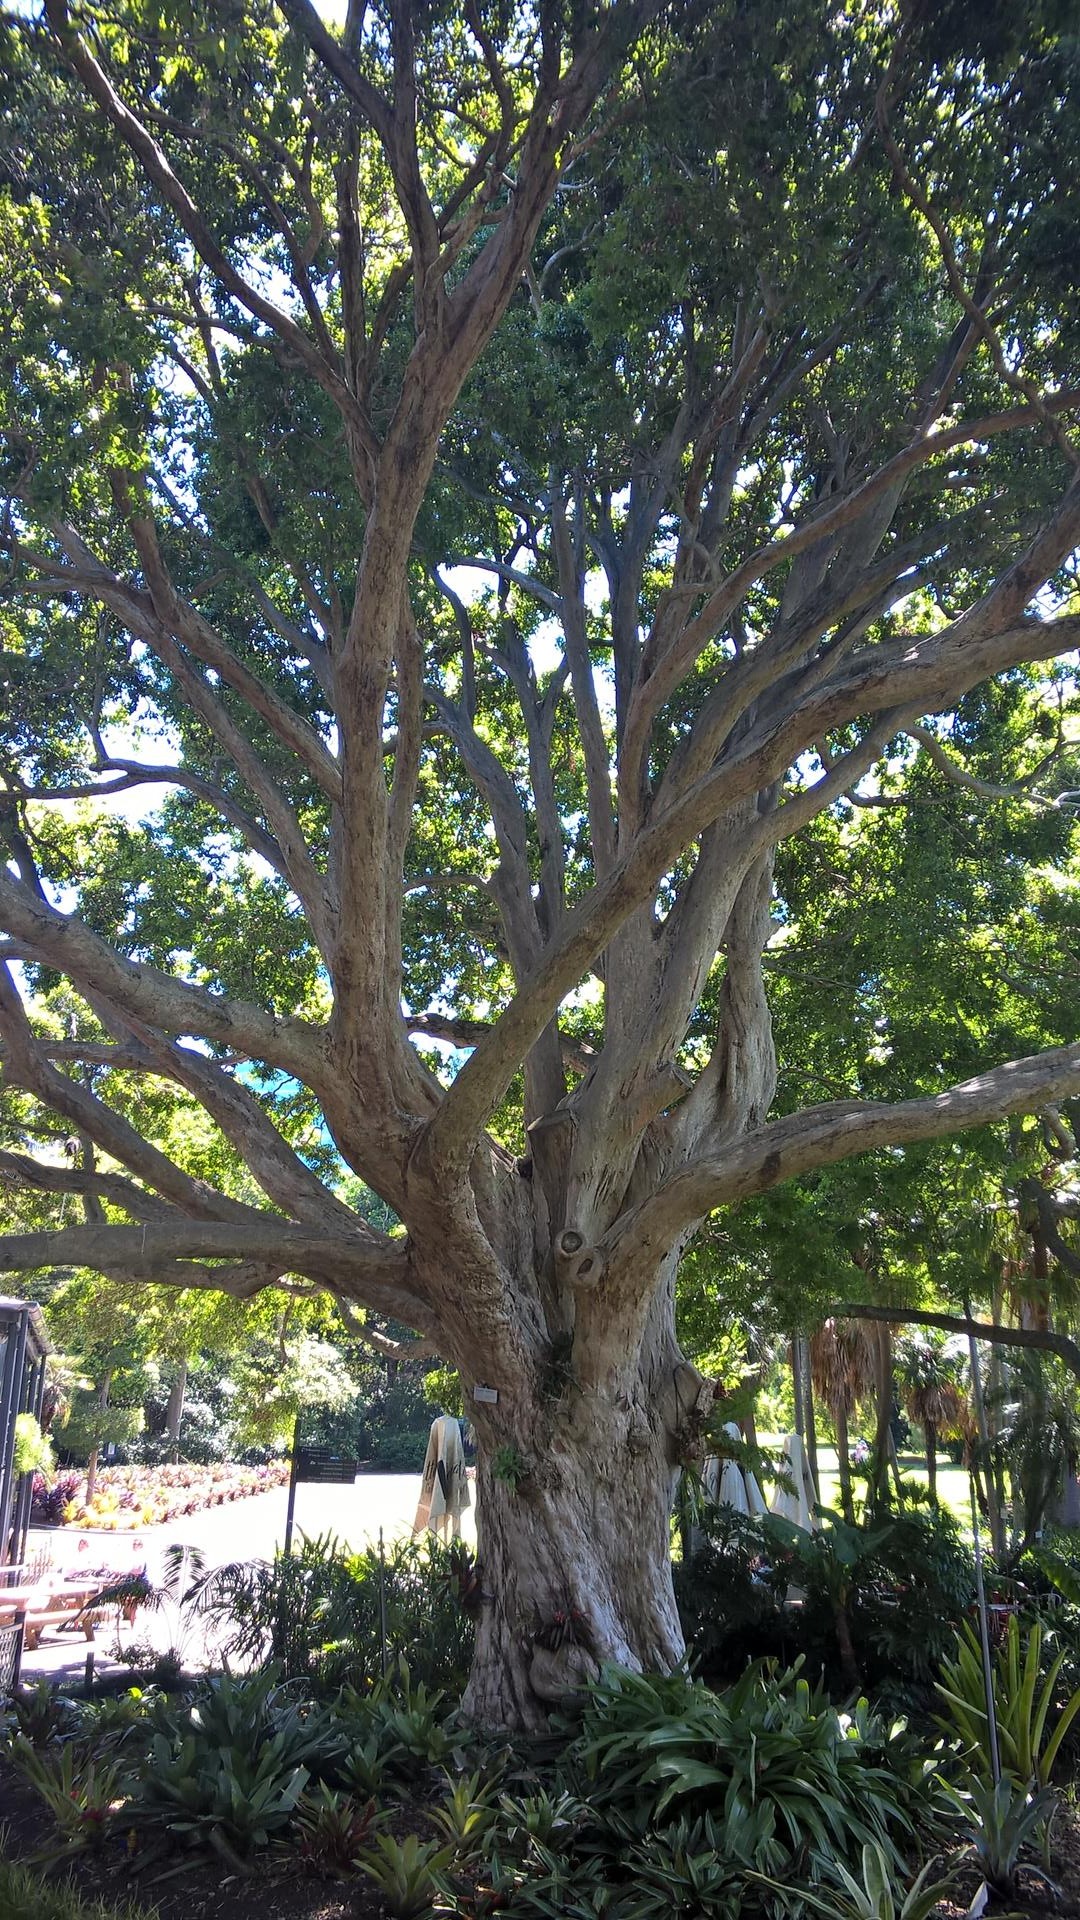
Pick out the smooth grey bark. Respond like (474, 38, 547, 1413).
(165, 1364, 187, 1452)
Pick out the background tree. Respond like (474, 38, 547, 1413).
(0, 0, 1079, 1725)
(895, 1329, 970, 1506)
(810, 1320, 876, 1522)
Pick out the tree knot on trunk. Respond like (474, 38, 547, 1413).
(554, 1227, 605, 1289)
(527, 1638, 600, 1705)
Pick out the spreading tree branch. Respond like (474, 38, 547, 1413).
(0, 874, 326, 1082)
(838, 1305, 1080, 1382)
(611, 1042, 1080, 1259)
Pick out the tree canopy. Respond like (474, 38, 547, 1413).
(1, 0, 1078, 1721)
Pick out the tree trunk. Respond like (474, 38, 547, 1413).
(888, 1428, 904, 1499)
(791, 1335, 806, 1440)
(870, 1325, 894, 1518)
(966, 1301, 1006, 1561)
(836, 1402, 855, 1524)
(85, 1371, 111, 1504)
(463, 1414, 685, 1729)
(165, 1361, 187, 1455)
(449, 1238, 698, 1730)
(832, 1587, 860, 1692)
(801, 1337, 820, 1502)
(926, 1419, 938, 1505)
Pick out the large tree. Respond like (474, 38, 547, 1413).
(1, 0, 1079, 1724)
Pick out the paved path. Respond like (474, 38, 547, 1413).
(134, 1471, 434, 1572)
(18, 1472, 476, 1686)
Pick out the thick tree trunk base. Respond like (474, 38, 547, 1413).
(461, 1417, 684, 1732)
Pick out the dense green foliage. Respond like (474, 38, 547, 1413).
(205, 1531, 475, 1697)
(0, 1657, 954, 1915)
(676, 1504, 977, 1696)
(10, 1523, 1080, 1914)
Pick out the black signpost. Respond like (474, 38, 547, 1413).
(282, 1418, 357, 1554)
(296, 1447, 358, 1483)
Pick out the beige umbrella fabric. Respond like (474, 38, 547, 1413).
(769, 1431, 819, 1533)
(412, 1415, 471, 1541)
(705, 1422, 768, 1516)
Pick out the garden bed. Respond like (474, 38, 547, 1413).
(0, 1756, 386, 1920)
(31, 1462, 290, 1532)
(3, 1734, 1080, 1920)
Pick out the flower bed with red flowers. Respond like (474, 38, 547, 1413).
(29, 1459, 290, 1530)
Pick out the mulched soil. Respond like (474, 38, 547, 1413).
(6, 1750, 1080, 1919)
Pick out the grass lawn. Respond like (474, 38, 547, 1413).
(817, 1445, 974, 1526)
(761, 1436, 977, 1531)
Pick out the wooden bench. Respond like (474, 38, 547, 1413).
(22, 1601, 108, 1652)
(22, 1609, 98, 1651)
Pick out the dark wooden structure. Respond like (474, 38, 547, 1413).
(0, 1299, 50, 1690)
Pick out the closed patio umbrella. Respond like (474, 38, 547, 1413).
(769, 1431, 818, 1532)
(706, 1423, 767, 1517)
(413, 1415, 471, 1541)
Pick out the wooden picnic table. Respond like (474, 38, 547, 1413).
(0, 1576, 113, 1651)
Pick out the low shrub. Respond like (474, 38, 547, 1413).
(206, 1529, 474, 1695)
(29, 1472, 83, 1528)
(942, 1775, 1059, 1903)
(0, 1859, 156, 1920)
(935, 1612, 1080, 1792)
(7, 1741, 124, 1864)
(564, 1662, 917, 1873)
(30, 1461, 289, 1531)
(422, 1664, 952, 1918)
(120, 1667, 347, 1867)
(1, 1678, 82, 1751)
(678, 1505, 977, 1694)
(674, 1508, 793, 1679)
(293, 1783, 382, 1875)
(3, 1643, 967, 1915)
(14, 1415, 54, 1479)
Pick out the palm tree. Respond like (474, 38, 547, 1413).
(989, 1351, 1080, 1555)
(896, 1330, 971, 1505)
(810, 1319, 876, 1523)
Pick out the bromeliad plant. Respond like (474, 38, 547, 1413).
(942, 1775, 1059, 1902)
(353, 1831, 458, 1919)
(429, 1769, 501, 1858)
(9, 1739, 125, 1864)
(0, 1678, 81, 1751)
(292, 1783, 382, 1876)
(339, 1659, 470, 1773)
(121, 1667, 347, 1868)
(758, 1840, 959, 1920)
(128, 1728, 311, 1870)
(934, 1613, 1080, 1791)
(565, 1661, 917, 1890)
